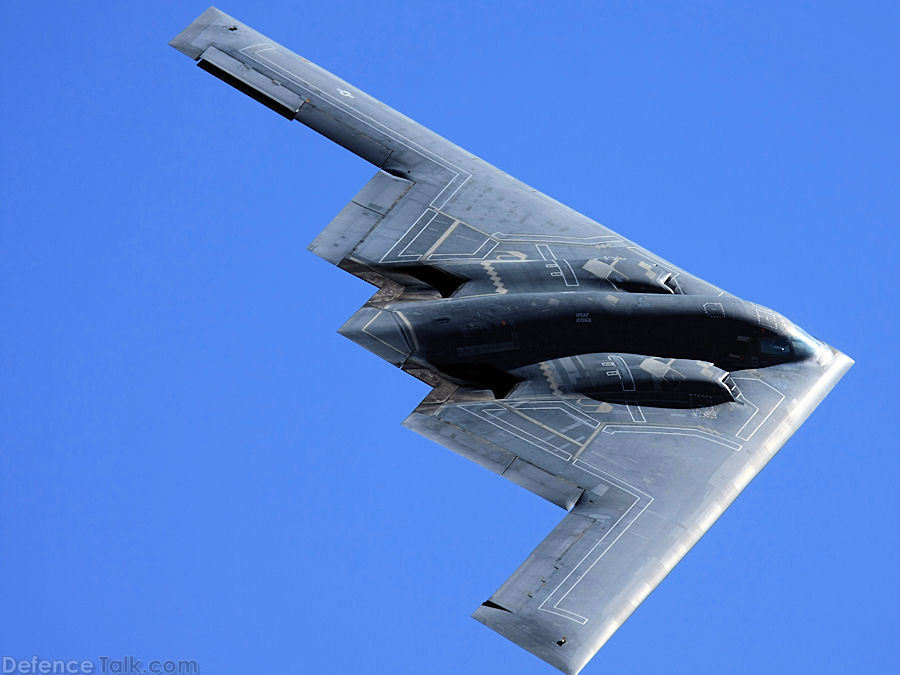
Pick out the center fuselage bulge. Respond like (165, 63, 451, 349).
(355, 292, 821, 393)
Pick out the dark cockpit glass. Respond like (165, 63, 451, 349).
(787, 324, 821, 360)
(791, 338, 814, 359)
(790, 326, 822, 359)
(760, 336, 792, 357)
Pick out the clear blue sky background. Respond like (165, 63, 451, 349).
(2, 2, 897, 674)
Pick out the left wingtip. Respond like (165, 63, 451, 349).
(169, 6, 233, 58)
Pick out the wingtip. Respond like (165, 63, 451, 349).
(169, 6, 234, 58)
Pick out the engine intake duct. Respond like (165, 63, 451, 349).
(512, 353, 738, 408)
(582, 258, 680, 294)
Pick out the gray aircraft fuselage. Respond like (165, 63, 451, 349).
(346, 280, 820, 399)
(169, 9, 853, 672)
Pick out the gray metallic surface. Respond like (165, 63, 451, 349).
(171, 9, 853, 674)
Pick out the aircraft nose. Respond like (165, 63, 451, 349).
(338, 306, 413, 366)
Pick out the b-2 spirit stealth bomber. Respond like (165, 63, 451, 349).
(170, 8, 852, 674)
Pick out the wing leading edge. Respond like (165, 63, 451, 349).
(463, 352, 850, 673)
(169, 7, 726, 297)
(171, 9, 853, 674)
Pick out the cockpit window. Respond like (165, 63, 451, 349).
(760, 336, 791, 356)
(787, 324, 821, 360)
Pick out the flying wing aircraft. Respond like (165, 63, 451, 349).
(170, 8, 852, 674)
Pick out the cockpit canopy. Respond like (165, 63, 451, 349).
(786, 323, 822, 360)
(723, 304, 824, 370)
(760, 336, 791, 357)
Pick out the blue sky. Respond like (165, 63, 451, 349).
(1, 2, 897, 674)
